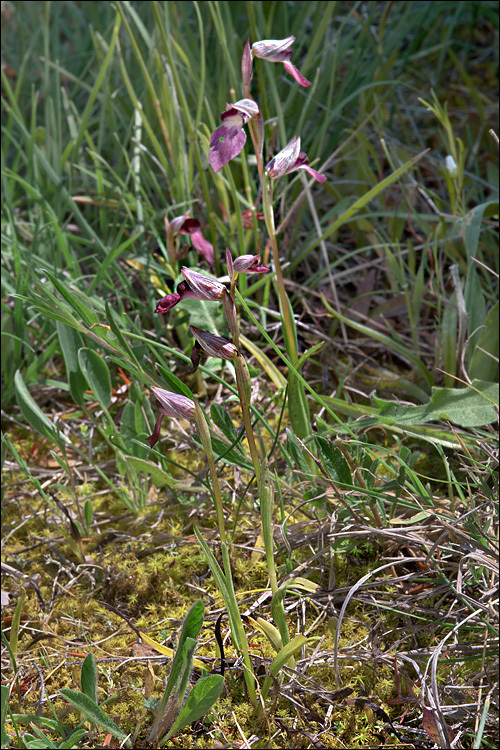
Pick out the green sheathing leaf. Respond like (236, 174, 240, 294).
(315, 436, 351, 483)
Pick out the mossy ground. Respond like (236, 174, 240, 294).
(4, 426, 493, 748)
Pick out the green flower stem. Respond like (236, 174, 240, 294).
(234, 353, 261, 484)
(220, 541, 258, 706)
(261, 173, 298, 366)
(259, 463, 293, 663)
(193, 404, 257, 705)
(194, 403, 227, 546)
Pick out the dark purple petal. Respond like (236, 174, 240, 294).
(155, 293, 182, 314)
(146, 412, 165, 447)
(209, 128, 247, 172)
(218, 109, 245, 129)
(179, 218, 201, 235)
(283, 60, 311, 87)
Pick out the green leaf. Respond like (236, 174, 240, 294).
(261, 635, 313, 700)
(123, 456, 179, 487)
(155, 363, 196, 400)
(210, 404, 241, 449)
(374, 380, 499, 427)
(442, 292, 458, 386)
(163, 675, 224, 743)
(161, 601, 204, 706)
(148, 602, 205, 745)
(315, 437, 351, 484)
(78, 349, 111, 409)
(458, 200, 499, 259)
(469, 302, 499, 382)
(56, 322, 86, 405)
(41, 271, 99, 328)
(22, 729, 57, 749)
(14, 370, 70, 446)
(286, 429, 311, 474)
(59, 689, 127, 741)
(80, 653, 98, 705)
(180, 600, 204, 643)
(1, 685, 9, 749)
(465, 264, 487, 356)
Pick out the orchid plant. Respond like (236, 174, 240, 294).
(208, 37, 326, 454)
(147, 35, 326, 707)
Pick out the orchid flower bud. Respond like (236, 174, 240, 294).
(241, 38, 253, 94)
(444, 155, 459, 179)
(164, 212, 214, 265)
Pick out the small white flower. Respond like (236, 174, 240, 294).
(444, 155, 458, 179)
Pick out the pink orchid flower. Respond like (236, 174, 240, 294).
(209, 99, 260, 172)
(265, 135, 326, 183)
(189, 325, 238, 371)
(166, 212, 214, 265)
(251, 36, 311, 87)
(146, 387, 195, 447)
(155, 267, 227, 314)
